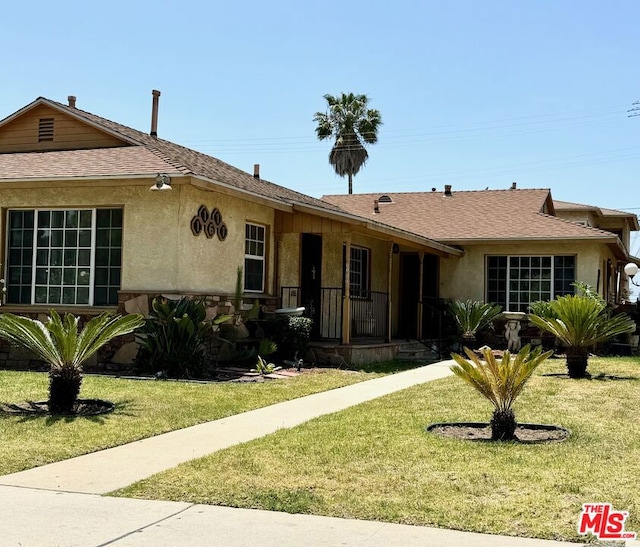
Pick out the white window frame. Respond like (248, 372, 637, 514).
(244, 222, 266, 293)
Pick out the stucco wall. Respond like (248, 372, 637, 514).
(0, 179, 275, 297)
(439, 241, 607, 302)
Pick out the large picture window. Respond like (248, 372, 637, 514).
(6, 208, 122, 306)
(350, 246, 370, 298)
(244, 223, 265, 292)
(487, 255, 575, 312)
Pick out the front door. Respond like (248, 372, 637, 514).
(301, 233, 322, 338)
(399, 253, 440, 339)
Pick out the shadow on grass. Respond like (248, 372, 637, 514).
(1, 398, 139, 425)
(348, 360, 432, 375)
(541, 373, 640, 381)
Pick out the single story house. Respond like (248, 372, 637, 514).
(0, 92, 637, 365)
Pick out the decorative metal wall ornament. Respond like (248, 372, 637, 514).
(190, 205, 228, 241)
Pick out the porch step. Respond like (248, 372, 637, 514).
(396, 340, 442, 363)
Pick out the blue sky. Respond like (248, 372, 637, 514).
(3, 1, 640, 250)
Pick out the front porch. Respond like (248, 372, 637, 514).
(281, 286, 389, 342)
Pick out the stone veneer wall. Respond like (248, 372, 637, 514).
(0, 292, 280, 374)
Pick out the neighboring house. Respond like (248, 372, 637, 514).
(0, 93, 637, 365)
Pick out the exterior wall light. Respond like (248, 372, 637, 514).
(150, 173, 172, 191)
(624, 262, 639, 287)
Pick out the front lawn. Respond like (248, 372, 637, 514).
(116, 357, 640, 543)
(0, 367, 382, 475)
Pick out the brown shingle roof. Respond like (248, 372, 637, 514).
(0, 147, 178, 179)
(39, 98, 345, 212)
(322, 189, 620, 243)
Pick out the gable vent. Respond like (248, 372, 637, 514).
(378, 195, 393, 203)
(38, 118, 54, 142)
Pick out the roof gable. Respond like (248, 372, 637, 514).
(0, 99, 132, 153)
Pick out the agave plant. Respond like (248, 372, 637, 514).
(0, 311, 144, 414)
(447, 299, 503, 348)
(529, 294, 635, 378)
(451, 345, 553, 441)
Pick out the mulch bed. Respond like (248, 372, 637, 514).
(426, 422, 570, 443)
(1, 399, 115, 416)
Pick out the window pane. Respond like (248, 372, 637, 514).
(51, 211, 64, 228)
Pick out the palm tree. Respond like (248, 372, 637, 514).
(0, 311, 144, 414)
(451, 345, 553, 441)
(313, 93, 382, 194)
(529, 294, 635, 379)
(447, 299, 503, 349)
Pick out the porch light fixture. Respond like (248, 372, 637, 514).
(150, 173, 172, 191)
(624, 262, 640, 287)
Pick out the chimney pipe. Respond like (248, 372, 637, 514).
(444, 184, 452, 196)
(150, 90, 161, 138)
(374, 199, 380, 213)
(511, 182, 517, 190)
(253, 164, 260, 179)
(67, 96, 77, 108)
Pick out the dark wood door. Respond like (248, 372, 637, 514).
(399, 253, 420, 339)
(301, 233, 322, 338)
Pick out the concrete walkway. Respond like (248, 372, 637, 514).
(1, 361, 633, 546)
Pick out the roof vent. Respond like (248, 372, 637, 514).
(67, 96, 77, 108)
(511, 182, 517, 190)
(253, 164, 260, 179)
(378, 195, 393, 203)
(444, 184, 452, 196)
(38, 118, 54, 142)
(431, 188, 436, 192)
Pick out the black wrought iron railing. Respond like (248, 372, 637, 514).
(280, 287, 388, 341)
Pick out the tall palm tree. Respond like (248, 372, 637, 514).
(451, 345, 553, 441)
(314, 93, 382, 194)
(529, 294, 635, 379)
(0, 311, 144, 413)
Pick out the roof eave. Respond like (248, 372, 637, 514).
(290, 201, 463, 257)
(190, 175, 293, 212)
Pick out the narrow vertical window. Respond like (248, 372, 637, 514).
(244, 223, 265, 292)
(350, 246, 370, 298)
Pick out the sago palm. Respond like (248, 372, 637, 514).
(451, 345, 552, 441)
(529, 294, 635, 379)
(0, 311, 144, 414)
(447, 299, 503, 348)
(314, 92, 382, 194)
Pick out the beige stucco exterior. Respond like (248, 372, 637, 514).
(439, 240, 615, 303)
(0, 178, 276, 299)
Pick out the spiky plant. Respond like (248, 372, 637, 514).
(313, 92, 382, 194)
(529, 294, 635, 378)
(0, 311, 144, 414)
(451, 345, 553, 441)
(447, 300, 503, 348)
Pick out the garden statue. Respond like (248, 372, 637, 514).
(505, 319, 522, 352)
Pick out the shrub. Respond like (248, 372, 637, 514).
(136, 297, 230, 378)
(266, 315, 313, 361)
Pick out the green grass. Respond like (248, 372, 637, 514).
(0, 367, 384, 475)
(116, 356, 640, 543)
